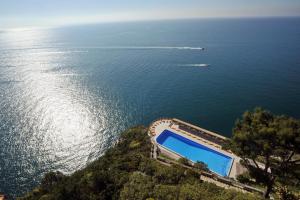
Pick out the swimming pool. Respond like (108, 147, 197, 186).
(156, 129, 233, 176)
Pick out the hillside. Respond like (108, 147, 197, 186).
(19, 126, 262, 200)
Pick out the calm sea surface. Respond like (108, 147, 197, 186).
(1, 18, 300, 197)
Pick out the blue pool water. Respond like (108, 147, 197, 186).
(156, 129, 233, 176)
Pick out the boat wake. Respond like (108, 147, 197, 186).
(83, 46, 205, 50)
(30, 50, 89, 55)
(180, 64, 210, 67)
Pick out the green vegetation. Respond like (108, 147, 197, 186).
(228, 108, 300, 199)
(194, 161, 209, 172)
(20, 126, 261, 200)
(178, 157, 190, 166)
(236, 172, 252, 184)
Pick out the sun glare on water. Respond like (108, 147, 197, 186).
(0, 29, 119, 176)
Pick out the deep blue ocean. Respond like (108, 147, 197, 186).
(0, 18, 300, 198)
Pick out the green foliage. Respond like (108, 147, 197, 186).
(153, 184, 179, 200)
(194, 161, 209, 172)
(178, 183, 207, 200)
(40, 171, 65, 192)
(184, 169, 201, 180)
(178, 182, 260, 200)
(229, 107, 300, 198)
(119, 175, 260, 200)
(178, 157, 190, 166)
(129, 140, 140, 149)
(153, 164, 186, 184)
(277, 186, 300, 200)
(19, 126, 262, 200)
(236, 172, 252, 184)
(119, 172, 154, 200)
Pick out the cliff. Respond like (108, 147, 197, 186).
(19, 126, 260, 200)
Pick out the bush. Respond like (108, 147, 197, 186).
(277, 186, 299, 200)
(153, 165, 185, 184)
(153, 185, 179, 200)
(236, 172, 251, 184)
(194, 161, 209, 172)
(178, 157, 190, 166)
(41, 171, 65, 191)
(119, 173, 154, 200)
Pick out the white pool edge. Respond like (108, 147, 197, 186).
(155, 129, 234, 177)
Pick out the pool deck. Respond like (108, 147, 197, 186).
(149, 118, 246, 179)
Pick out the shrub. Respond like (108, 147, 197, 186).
(178, 157, 190, 166)
(194, 161, 209, 172)
(236, 172, 251, 184)
(119, 173, 154, 200)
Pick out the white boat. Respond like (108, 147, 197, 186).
(197, 64, 210, 67)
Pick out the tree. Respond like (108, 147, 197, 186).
(229, 108, 300, 198)
(119, 172, 154, 200)
(41, 171, 65, 191)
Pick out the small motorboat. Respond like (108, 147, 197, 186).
(197, 64, 210, 67)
